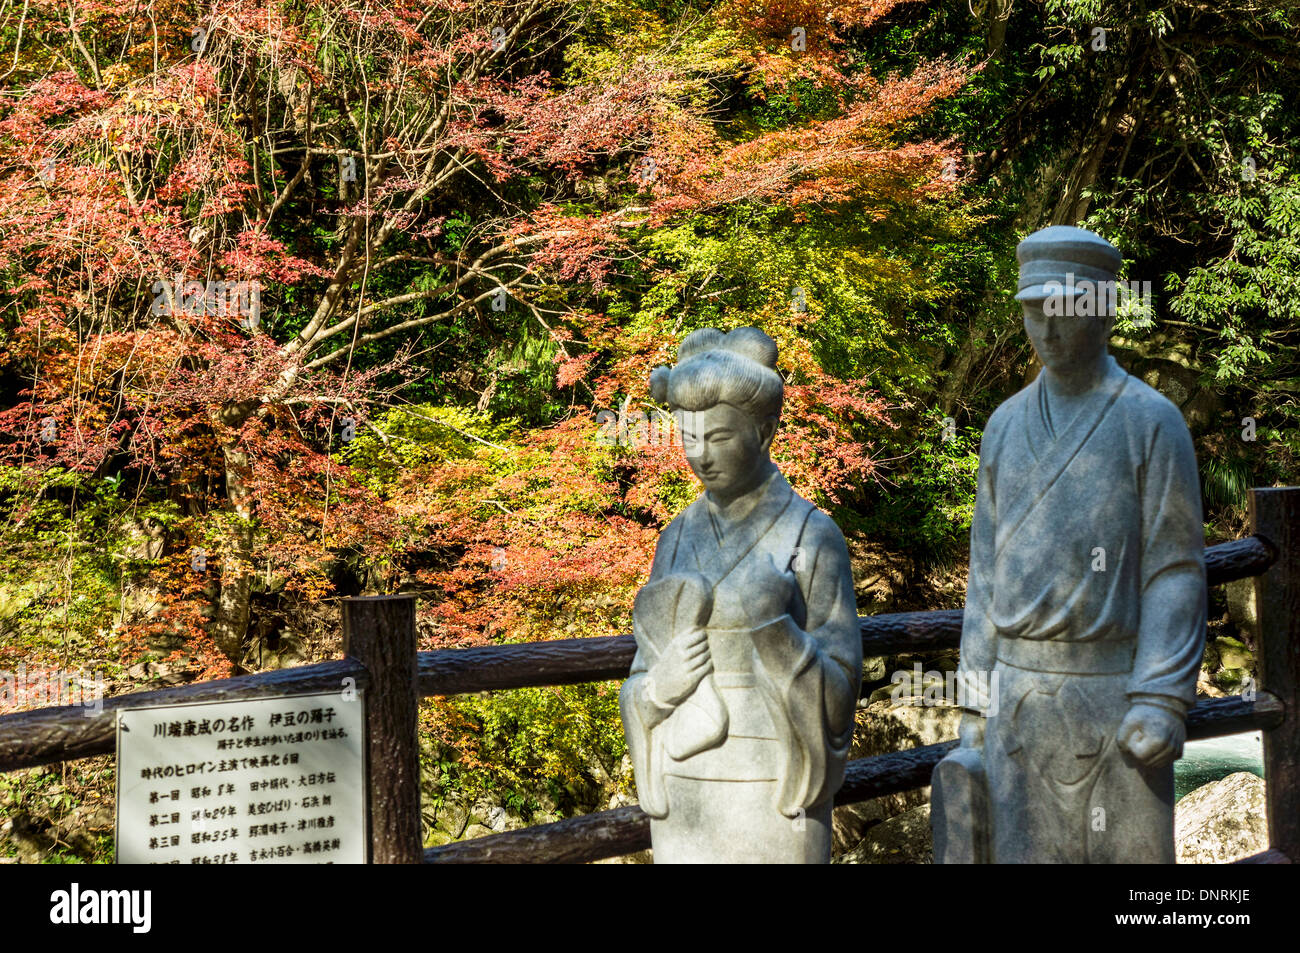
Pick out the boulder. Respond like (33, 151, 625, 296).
(607, 788, 637, 810)
(1213, 636, 1253, 671)
(428, 800, 470, 841)
(1175, 772, 1267, 864)
(470, 797, 525, 834)
(837, 803, 933, 864)
(849, 541, 910, 614)
(1122, 344, 1220, 431)
(1195, 670, 1226, 698)
(1224, 578, 1258, 636)
(1202, 635, 1255, 694)
(122, 518, 166, 560)
(862, 655, 887, 683)
(832, 697, 960, 854)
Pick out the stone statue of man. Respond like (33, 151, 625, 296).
(931, 226, 1207, 864)
(619, 327, 862, 863)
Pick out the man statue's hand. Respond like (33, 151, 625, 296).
(958, 711, 986, 749)
(647, 627, 712, 707)
(1116, 702, 1186, 768)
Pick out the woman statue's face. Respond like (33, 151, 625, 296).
(676, 403, 775, 500)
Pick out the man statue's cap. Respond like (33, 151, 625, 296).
(1014, 225, 1123, 301)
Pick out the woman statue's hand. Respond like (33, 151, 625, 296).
(743, 552, 798, 628)
(647, 627, 712, 707)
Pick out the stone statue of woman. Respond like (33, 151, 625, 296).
(619, 327, 862, 863)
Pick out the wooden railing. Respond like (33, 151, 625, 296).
(2, 487, 1297, 864)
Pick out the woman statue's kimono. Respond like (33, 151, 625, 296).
(619, 327, 862, 863)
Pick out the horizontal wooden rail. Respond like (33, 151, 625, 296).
(417, 535, 1276, 697)
(423, 689, 1284, 863)
(419, 634, 636, 696)
(0, 660, 366, 774)
(1206, 533, 1278, 586)
(0, 536, 1276, 775)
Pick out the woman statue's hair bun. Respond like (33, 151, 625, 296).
(677, 327, 726, 363)
(723, 326, 778, 369)
(648, 364, 672, 404)
(648, 326, 783, 421)
(674, 326, 777, 369)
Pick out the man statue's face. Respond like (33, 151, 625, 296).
(1021, 297, 1112, 373)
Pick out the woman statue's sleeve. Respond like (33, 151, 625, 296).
(751, 511, 862, 816)
(620, 636, 673, 818)
(617, 521, 683, 818)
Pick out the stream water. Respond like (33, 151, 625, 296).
(1175, 732, 1264, 801)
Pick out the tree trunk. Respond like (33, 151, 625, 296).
(210, 413, 257, 665)
(986, 0, 1013, 63)
(1050, 45, 1149, 224)
(938, 319, 983, 417)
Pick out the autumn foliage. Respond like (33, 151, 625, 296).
(0, 0, 972, 815)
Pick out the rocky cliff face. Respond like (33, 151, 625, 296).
(1174, 772, 1267, 864)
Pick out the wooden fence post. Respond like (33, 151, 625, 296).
(1249, 487, 1300, 862)
(343, 594, 422, 864)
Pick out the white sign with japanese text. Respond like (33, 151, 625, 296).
(115, 691, 367, 864)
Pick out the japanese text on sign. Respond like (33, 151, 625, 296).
(115, 692, 366, 864)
